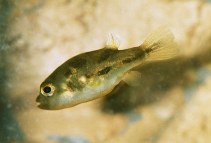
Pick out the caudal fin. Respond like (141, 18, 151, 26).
(141, 27, 178, 61)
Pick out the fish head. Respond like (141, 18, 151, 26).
(36, 73, 80, 110)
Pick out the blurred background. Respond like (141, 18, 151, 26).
(1, 0, 211, 143)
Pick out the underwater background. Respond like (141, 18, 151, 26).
(1, 0, 211, 143)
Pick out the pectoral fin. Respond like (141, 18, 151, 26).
(122, 71, 142, 87)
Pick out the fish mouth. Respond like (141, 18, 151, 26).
(36, 95, 49, 110)
(36, 96, 43, 108)
(36, 101, 41, 106)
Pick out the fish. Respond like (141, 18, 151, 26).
(36, 28, 178, 110)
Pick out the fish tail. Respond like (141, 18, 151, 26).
(140, 27, 178, 61)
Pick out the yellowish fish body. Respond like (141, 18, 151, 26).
(36, 28, 178, 110)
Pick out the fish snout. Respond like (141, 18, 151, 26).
(36, 95, 48, 109)
(36, 95, 42, 107)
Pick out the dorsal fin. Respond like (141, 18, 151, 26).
(105, 33, 120, 50)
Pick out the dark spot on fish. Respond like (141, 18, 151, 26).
(67, 82, 77, 91)
(118, 47, 146, 64)
(98, 66, 111, 76)
(132, 47, 146, 58)
(98, 49, 117, 63)
(69, 57, 87, 68)
(122, 57, 136, 64)
(85, 73, 93, 78)
(122, 48, 146, 64)
(145, 43, 160, 54)
(64, 67, 77, 78)
(67, 77, 84, 91)
(64, 70, 72, 78)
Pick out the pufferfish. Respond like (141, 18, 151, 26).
(36, 28, 178, 110)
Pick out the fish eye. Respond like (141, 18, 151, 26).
(41, 84, 55, 96)
(43, 86, 51, 93)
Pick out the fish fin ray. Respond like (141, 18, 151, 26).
(141, 27, 179, 61)
(105, 33, 120, 50)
